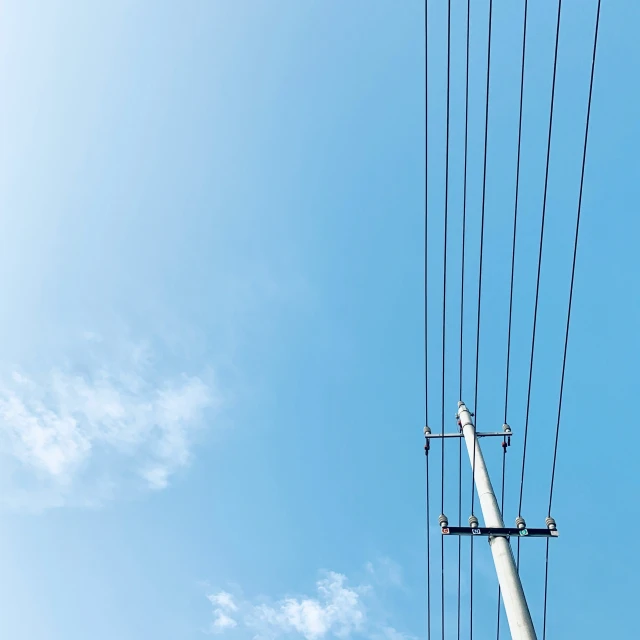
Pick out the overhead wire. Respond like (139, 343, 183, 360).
(542, 539, 551, 639)
(424, 1, 431, 638)
(470, 3, 493, 636)
(547, 0, 601, 523)
(517, 0, 563, 569)
(457, 1, 471, 638)
(440, 1, 452, 638)
(425, 443, 432, 640)
(472, 0, 494, 434)
(424, 0, 598, 635)
(496, 443, 507, 638)
(498, 0, 529, 634)
(504, 0, 529, 427)
(543, 2, 602, 637)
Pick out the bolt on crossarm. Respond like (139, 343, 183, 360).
(457, 400, 537, 640)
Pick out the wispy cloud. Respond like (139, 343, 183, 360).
(0, 334, 220, 507)
(206, 567, 411, 640)
(250, 572, 365, 640)
(208, 592, 240, 631)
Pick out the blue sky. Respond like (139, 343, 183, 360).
(0, 1, 636, 638)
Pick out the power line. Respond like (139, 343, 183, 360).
(456, 436, 462, 632)
(471, 0, 493, 515)
(424, 0, 431, 637)
(459, 0, 471, 404)
(498, 1, 529, 634)
(495, 442, 507, 638)
(472, 0, 493, 425)
(440, 2, 452, 638)
(504, 0, 529, 426)
(518, 0, 563, 520)
(542, 539, 550, 639)
(543, 2, 601, 636)
(470, 8, 493, 637)
(441, 0, 451, 512)
(457, 1, 471, 638)
(469, 537, 475, 638)
(425, 442, 432, 640)
(548, 0, 601, 520)
(424, 7, 430, 430)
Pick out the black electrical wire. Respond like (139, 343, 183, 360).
(457, 2, 471, 639)
(498, 0, 529, 634)
(441, 0, 451, 512)
(517, 0, 563, 521)
(542, 539, 550, 639)
(470, 8, 493, 637)
(496, 442, 507, 638)
(459, 0, 470, 405)
(548, 0, 601, 521)
(457, 440, 462, 640)
(425, 442, 432, 640)
(472, 0, 493, 432)
(440, 2, 452, 639)
(470, 537, 475, 637)
(504, 0, 529, 426)
(543, 3, 601, 637)
(424, 0, 430, 441)
(424, 1, 431, 638)
(471, 0, 493, 518)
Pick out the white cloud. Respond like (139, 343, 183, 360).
(0, 337, 220, 506)
(206, 567, 410, 640)
(252, 572, 365, 640)
(208, 591, 239, 633)
(213, 612, 237, 631)
(209, 592, 239, 612)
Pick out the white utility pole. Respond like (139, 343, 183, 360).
(457, 400, 537, 640)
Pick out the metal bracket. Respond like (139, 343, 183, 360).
(441, 526, 559, 538)
(425, 432, 509, 439)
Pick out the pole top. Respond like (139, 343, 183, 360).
(458, 400, 464, 407)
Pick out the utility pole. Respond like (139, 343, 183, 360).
(425, 401, 558, 640)
(458, 400, 536, 640)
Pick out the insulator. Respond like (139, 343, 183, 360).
(515, 516, 527, 530)
(424, 426, 431, 436)
(469, 514, 479, 528)
(438, 514, 449, 529)
(545, 516, 557, 531)
(502, 423, 512, 434)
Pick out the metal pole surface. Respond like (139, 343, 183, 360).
(458, 401, 537, 640)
